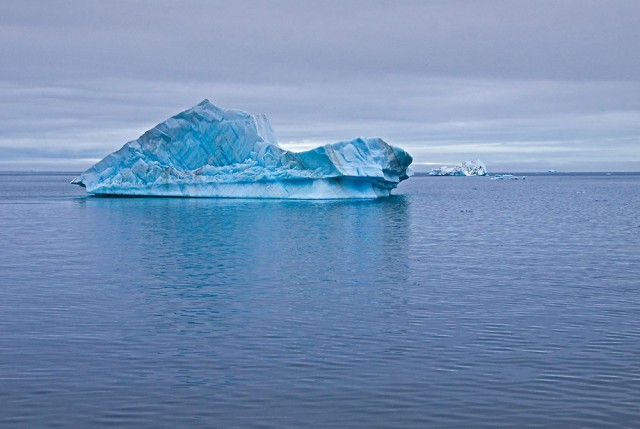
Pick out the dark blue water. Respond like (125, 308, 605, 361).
(1, 172, 639, 428)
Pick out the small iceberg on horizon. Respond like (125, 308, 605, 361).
(428, 160, 487, 176)
(71, 100, 413, 199)
(491, 174, 525, 180)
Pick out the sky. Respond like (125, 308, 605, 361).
(1, 0, 639, 172)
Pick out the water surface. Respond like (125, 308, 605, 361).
(1, 173, 639, 428)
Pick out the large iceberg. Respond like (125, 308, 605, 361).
(72, 100, 413, 199)
(428, 160, 487, 176)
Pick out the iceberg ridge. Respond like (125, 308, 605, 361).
(72, 100, 413, 199)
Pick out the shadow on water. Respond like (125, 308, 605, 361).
(48, 194, 417, 427)
(75, 193, 411, 293)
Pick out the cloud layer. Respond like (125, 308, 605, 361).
(1, 0, 639, 171)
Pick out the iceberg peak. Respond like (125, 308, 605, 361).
(72, 100, 413, 199)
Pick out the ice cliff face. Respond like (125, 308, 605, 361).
(428, 160, 487, 176)
(72, 100, 413, 199)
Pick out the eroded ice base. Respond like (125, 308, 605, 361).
(81, 177, 397, 199)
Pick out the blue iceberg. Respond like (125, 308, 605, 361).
(72, 100, 413, 199)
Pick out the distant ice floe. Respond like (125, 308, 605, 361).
(491, 174, 525, 180)
(428, 160, 487, 176)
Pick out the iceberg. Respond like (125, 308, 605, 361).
(428, 160, 487, 176)
(491, 174, 525, 180)
(71, 100, 413, 199)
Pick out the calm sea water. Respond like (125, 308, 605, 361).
(1, 172, 639, 428)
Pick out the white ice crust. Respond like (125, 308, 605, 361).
(72, 100, 413, 199)
(428, 160, 487, 176)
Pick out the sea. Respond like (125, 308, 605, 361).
(1, 172, 639, 428)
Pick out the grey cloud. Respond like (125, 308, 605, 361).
(2, 0, 639, 82)
(0, 0, 639, 171)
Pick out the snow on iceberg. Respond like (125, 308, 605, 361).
(71, 100, 413, 199)
(428, 160, 487, 176)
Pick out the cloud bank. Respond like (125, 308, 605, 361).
(1, 0, 639, 171)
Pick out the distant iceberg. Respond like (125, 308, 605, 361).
(491, 174, 525, 180)
(71, 100, 413, 199)
(428, 160, 487, 176)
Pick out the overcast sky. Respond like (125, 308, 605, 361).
(1, 0, 639, 171)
